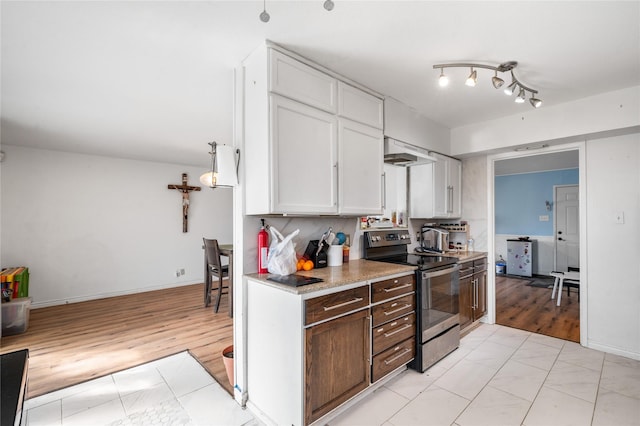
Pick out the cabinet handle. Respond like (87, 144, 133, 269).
(384, 304, 412, 316)
(322, 297, 364, 311)
(383, 347, 411, 365)
(382, 173, 386, 210)
(334, 163, 339, 206)
(383, 323, 412, 337)
(383, 283, 411, 293)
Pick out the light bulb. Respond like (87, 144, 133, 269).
(465, 68, 477, 87)
(504, 81, 517, 96)
(515, 88, 526, 103)
(438, 69, 449, 87)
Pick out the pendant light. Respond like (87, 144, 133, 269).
(259, 0, 270, 22)
(200, 142, 240, 189)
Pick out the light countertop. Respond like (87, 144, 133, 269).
(245, 259, 416, 295)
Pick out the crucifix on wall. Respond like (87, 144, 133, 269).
(168, 173, 201, 233)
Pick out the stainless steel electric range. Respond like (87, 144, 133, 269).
(364, 229, 461, 372)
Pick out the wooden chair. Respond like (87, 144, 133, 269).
(203, 238, 230, 314)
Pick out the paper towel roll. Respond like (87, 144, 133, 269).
(327, 245, 343, 267)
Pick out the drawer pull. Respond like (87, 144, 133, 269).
(322, 297, 364, 311)
(383, 323, 412, 337)
(382, 283, 411, 293)
(383, 348, 411, 365)
(384, 304, 412, 316)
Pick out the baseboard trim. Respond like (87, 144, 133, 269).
(31, 280, 202, 309)
(587, 340, 640, 361)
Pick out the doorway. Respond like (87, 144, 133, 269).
(489, 145, 585, 343)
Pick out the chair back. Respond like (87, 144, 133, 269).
(203, 238, 224, 274)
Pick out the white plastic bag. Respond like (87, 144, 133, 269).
(267, 227, 300, 275)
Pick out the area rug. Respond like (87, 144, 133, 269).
(524, 276, 556, 288)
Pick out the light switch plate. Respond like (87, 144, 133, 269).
(615, 211, 625, 224)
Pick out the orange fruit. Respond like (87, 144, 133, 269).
(302, 260, 314, 271)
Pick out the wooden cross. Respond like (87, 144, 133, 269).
(168, 173, 201, 233)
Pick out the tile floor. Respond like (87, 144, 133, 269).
(23, 324, 640, 426)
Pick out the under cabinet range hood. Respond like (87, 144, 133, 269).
(384, 138, 437, 166)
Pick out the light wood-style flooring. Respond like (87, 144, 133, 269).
(495, 275, 580, 342)
(0, 283, 233, 399)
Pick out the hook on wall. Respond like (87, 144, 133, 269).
(545, 200, 552, 211)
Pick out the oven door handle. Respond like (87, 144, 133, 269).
(423, 265, 458, 279)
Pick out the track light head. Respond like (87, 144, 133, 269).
(504, 80, 517, 96)
(323, 0, 335, 11)
(492, 71, 504, 89)
(465, 68, 477, 87)
(530, 96, 542, 108)
(438, 69, 449, 87)
(515, 87, 526, 103)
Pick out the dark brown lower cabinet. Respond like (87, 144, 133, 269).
(460, 256, 487, 333)
(304, 309, 370, 425)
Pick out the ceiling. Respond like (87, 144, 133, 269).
(2, 1, 639, 167)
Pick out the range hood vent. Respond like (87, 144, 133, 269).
(384, 138, 437, 166)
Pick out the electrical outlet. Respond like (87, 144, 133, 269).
(175, 269, 180, 277)
(180, 268, 185, 276)
(539, 215, 549, 222)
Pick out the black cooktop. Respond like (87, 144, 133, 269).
(374, 254, 458, 270)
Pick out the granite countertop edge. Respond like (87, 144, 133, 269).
(245, 259, 417, 295)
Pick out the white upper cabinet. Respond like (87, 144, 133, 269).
(338, 82, 384, 129)
(338, 118, 384, 215)
(409, 154, 462, 219)
(269, 50, 338, 113)
(271, 95, 338, 214)
(243, 44, 384, 216)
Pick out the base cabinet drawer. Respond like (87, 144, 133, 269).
(371, 274, 415, 303)
(372, 313, 415, 355)
(371, 337, 415, 383)
(371, 293, 415, 327)
(305, 286, 369, 325)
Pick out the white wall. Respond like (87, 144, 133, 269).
(1, 145, 233, 307)
(451, 86, 640, 156)
(585, 134, 640, 357)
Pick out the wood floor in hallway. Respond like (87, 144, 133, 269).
(0, 283, 234, 399)
(495, 275, 580, 342)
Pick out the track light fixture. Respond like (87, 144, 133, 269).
(433, 61, 542, 108)
(260, 0, 335, 22)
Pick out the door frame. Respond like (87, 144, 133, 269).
(486, 142, 587, 345)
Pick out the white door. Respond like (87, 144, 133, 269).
(555, 185, 580, 272)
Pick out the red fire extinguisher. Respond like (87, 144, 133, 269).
(258, 219, 269, 273)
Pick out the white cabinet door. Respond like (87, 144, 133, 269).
(448, 158, 462, 218)
(270, 50, 338, 113)
(432, 153, 462, 218)
(432, 157, 448, 217)
(338, 118, 384, 215)
(271, 95, 338, 214)
(383, 164, 407, 222)
(338, 82, 384, 129)
(409, 163, 435, 218)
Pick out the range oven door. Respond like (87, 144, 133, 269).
(414, 264, 460, 372)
